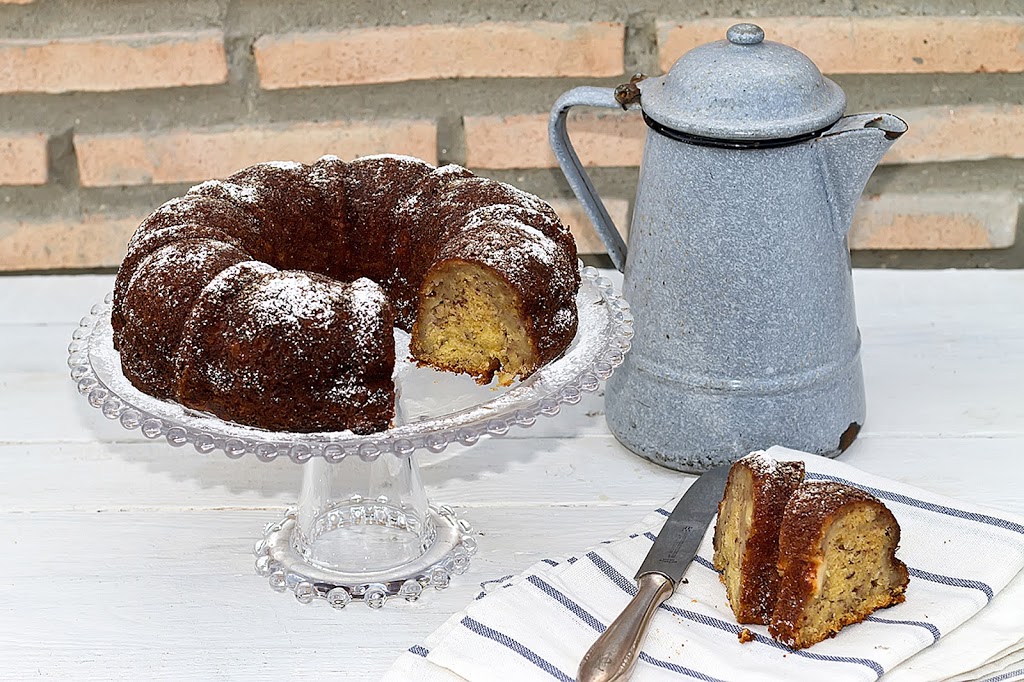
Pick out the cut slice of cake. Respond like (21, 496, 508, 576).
(713, 452, 806, 624)
(411, 260, 538, 386)
(768, 481, 910, 649)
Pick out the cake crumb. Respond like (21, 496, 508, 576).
(738, 628, 755, 644)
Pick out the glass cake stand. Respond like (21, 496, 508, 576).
(68, 266, 632, 608)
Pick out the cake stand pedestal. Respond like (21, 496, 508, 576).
(257, 454, 475, 607)
(69, 266, 632, 608)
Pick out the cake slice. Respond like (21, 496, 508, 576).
(713, 452, 806, 624)
(769, 481, 910, 649)
(410, 204, 578, 387)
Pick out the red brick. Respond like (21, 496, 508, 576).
(74, 120, 438, 187)
(254, 22, 624, 89)
(0, 214, 141, 271)
(850, 192, 1017, 249)
(0, 30, 227, 94)
(658, 17, 1024, 74)
(882, 105, 1024, 164)
(464, 111, 644, 170)
(0, 133, 48, 185)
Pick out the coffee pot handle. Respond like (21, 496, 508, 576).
(549, 86, 629, 272)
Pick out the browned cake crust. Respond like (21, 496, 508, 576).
(112, 155, 579, 433)
(118, 239, 251, 399)
(713, 452, 806, 624)
(175, 269, 395, 434)
(769, 481, 910, 649)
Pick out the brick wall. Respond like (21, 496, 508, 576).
(1, 1, 1021, 272)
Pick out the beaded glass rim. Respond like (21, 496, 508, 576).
(68, 266, 632, 462)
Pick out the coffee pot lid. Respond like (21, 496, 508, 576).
(637, 23, 847, 141)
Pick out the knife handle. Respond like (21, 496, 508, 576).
(577, 573, 673, 682)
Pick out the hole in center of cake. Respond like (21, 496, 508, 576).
(412, 261, 535, 386)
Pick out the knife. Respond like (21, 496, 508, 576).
(577, 463, 732, 682)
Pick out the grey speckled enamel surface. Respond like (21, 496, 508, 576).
(549, 24, 908, 472)
(639, 23, 847, 140)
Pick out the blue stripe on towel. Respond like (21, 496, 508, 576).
(978, 666, 1024, 682)
(409, 645, 429, 657)
(660, 472, 1023, 536)
(637, 652, 728, 682)
(526, 575, 605, 632)
(864, 616, 941, 642)
(638, 533, 971, 635)
(525, 575, 728, 682)
(586, 552, 887, 678)
(476, 574, 517, 600)
(652, 490, 999, 603)
(640, 529, 993, 605)
(460, 615, 574, 682)
(481, 575, 515, 587)
(805, 472, 1024, 536)
(908, 567, 994, 601)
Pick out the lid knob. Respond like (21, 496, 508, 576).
(726, 23, 765, 45)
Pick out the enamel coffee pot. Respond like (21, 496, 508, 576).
(549, 23, 907, 472)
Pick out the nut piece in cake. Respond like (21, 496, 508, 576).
(713, 451, 806, 624)
(768, 481, 910, 649)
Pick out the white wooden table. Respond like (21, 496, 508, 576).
(2, 269, 1022, 680)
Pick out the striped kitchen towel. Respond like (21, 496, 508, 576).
(384, 446, 1024, 682)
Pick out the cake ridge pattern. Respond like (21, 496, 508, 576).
(113, 155, 579, 434)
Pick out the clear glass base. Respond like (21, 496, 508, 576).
(255, 504, 476, 609)
(254, 455, 475, 608)
(293, 500, 437, 573)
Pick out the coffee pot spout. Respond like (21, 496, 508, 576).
(816, 113, 908, 238)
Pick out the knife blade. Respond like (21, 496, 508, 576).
(577, 463, 732, 682)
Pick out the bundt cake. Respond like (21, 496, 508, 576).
(713, 453, 910, 649)
(713, 451, 806, 624)
(112, 155, 579, 434)
(769, 481, 910, 650)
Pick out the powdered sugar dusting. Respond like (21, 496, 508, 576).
(394, 194, 418, 216)
(130, 240, 229, 292)
(151, 196, 190, 214)
(306, 156, 346, 193)
(739, 451, 781, 476)
(345, 277, 388, 344)
(490, 179, 549, 213)
(435, 164, 469, 177)
(246, 272, 339, 332)
(358, 153, 432, 165)
(258, 161, 304, 171)
(202, 260, 276, 297)
(456, 218, 565, 279)
(550, 306, 574, 335)
(189, 180, 260, 204)
(790, 480, 875, 509)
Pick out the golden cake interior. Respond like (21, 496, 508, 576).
(713, 466, 755, 619)
(788, 502, 907, 646)
(412, 261, 537, 385)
